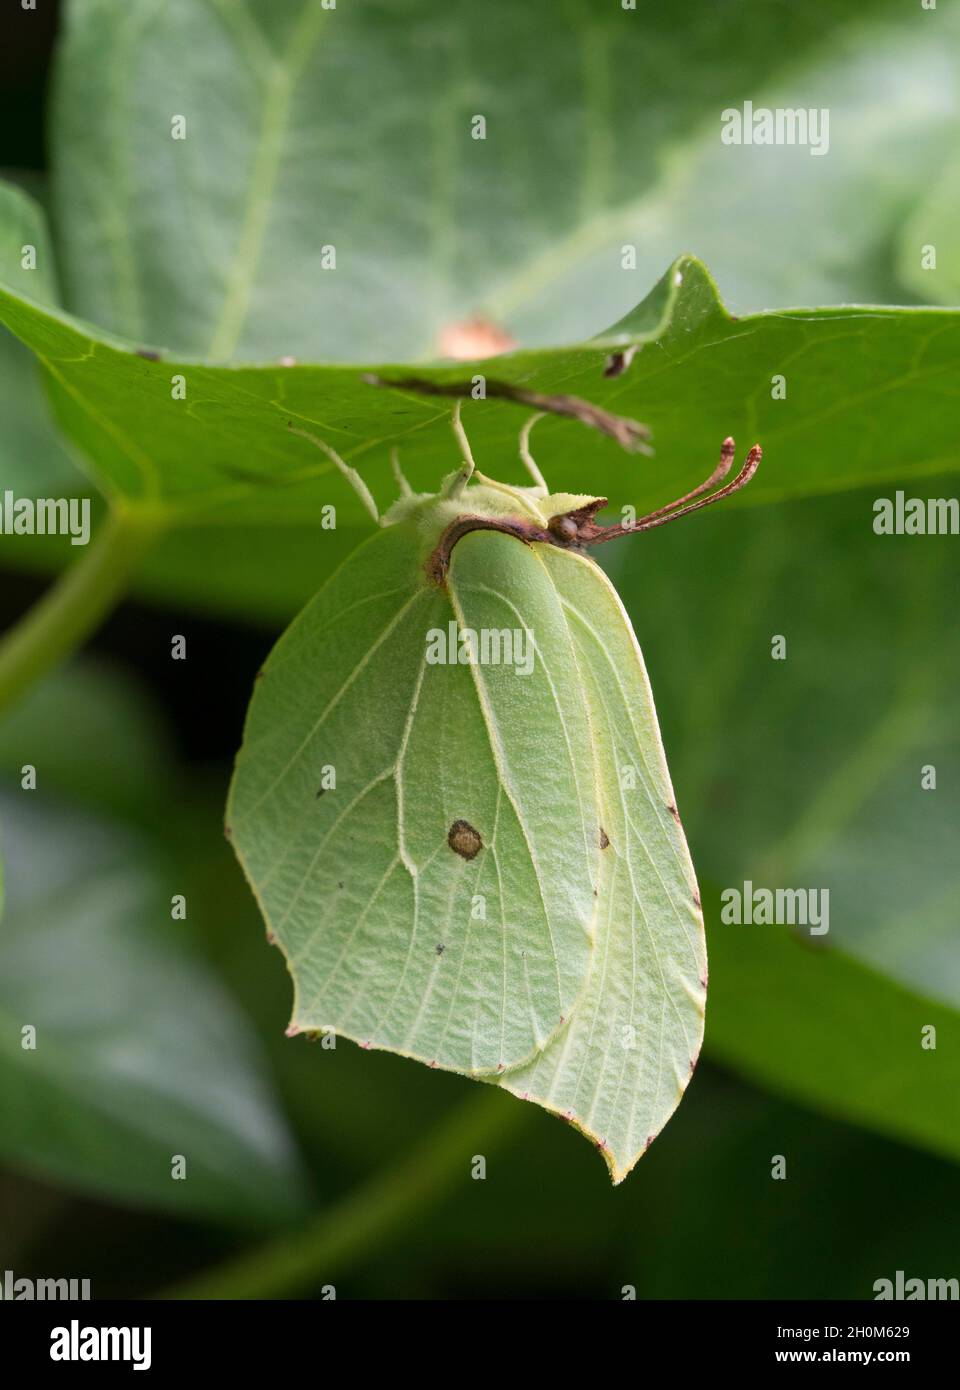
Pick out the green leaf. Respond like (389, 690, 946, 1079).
(897, 154, 960, 307)
(228, 482, 702, 1180)
(0, 0, 948, 631)
(592, 7, 960, 315)
(6, 0, 959, 626)
(704, 899, 960, 1166)
(0, 327, 81, 499)
(0, 187, 78, 498)
(0, 181, 58, 309)
(4, 213, 960, 532)
(50, 0, 901, 363)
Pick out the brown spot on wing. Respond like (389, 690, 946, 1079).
(448, 819, 483, 860)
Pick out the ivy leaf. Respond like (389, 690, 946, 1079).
(50, 0, 898, 361)
(0, 327, 80, 499)
(2, 180, 960, 541)
(5, 0, 959, 623)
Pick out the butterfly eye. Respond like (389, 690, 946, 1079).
(550, 514, 580, 543)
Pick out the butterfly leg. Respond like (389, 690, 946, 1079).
(444, 401, 478, 498)
(518, 412, 549, 493)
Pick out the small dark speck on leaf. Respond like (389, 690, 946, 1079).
(603, 345, 637, 378)
(692, 889, 701, 910)
(600, 828, 610, 849)
(667, 803, 681, 825)
(448, 818, 483, 860)
(224, 825, 232, 839)
(136, 347, 161, 360)
(337, 881, 344, 890)
(436, 943, 445, 955)
(316, 787, 325, 798)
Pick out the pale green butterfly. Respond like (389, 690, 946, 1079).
(227, 404, 760, 1182)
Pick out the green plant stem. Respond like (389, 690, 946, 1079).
(167, 1087, 525, 1300)
(0, 503, 161, 716)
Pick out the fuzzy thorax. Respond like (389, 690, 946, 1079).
(381, 472, 604, 566)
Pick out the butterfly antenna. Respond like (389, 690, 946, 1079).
(287, 423, 380, 525)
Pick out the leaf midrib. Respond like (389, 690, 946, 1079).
(206, 0, 332, 360)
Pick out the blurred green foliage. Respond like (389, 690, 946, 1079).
(0, 0, 958, 1298)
